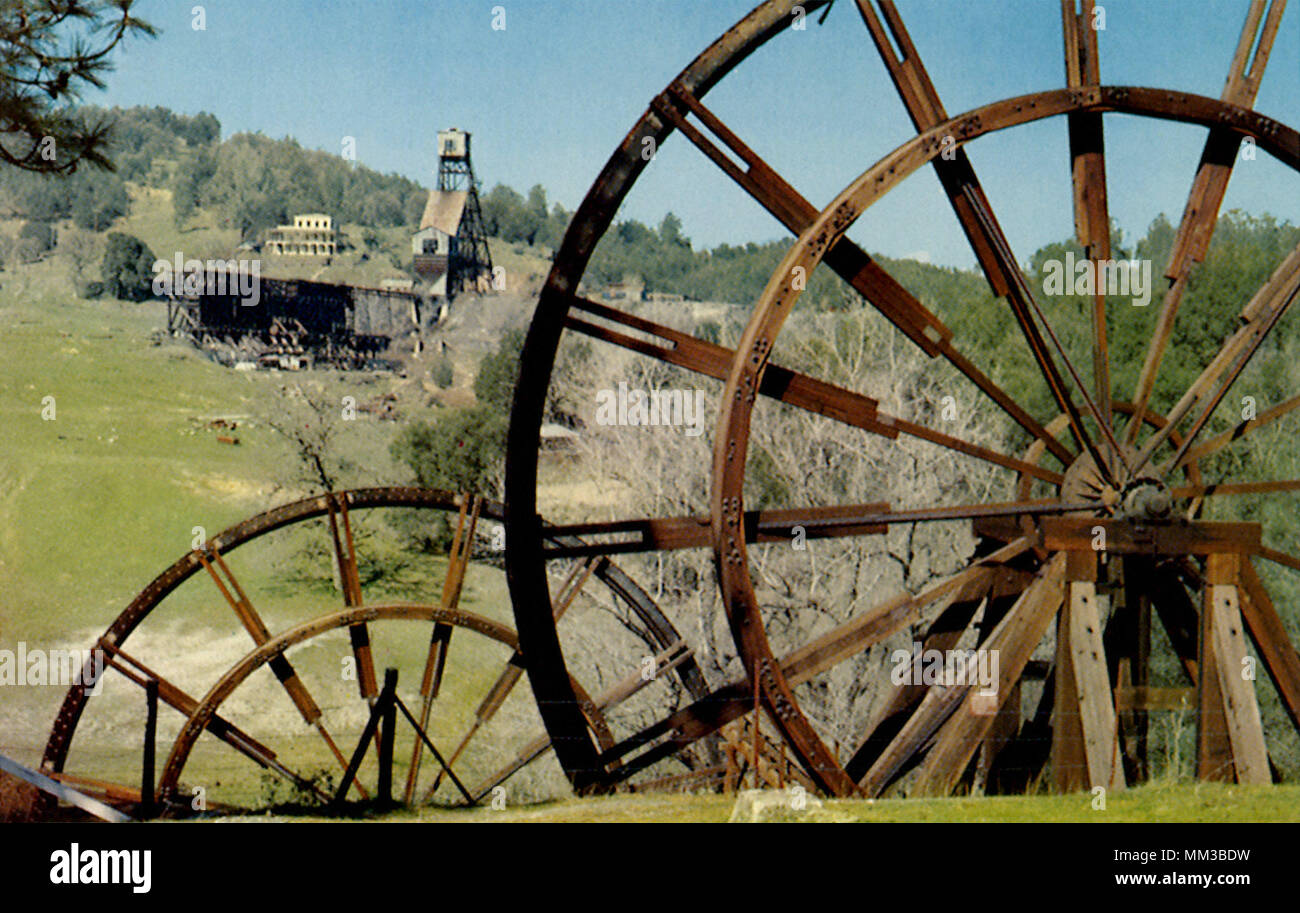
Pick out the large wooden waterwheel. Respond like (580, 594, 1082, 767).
(505, 0, 1300, 797)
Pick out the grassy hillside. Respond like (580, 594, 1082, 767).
(0, 224, 565, 807)
(112, 183, 552, 293)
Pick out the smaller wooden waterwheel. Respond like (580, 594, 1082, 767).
(40, 488, 709, 816)
(505, 0, 1300, 797)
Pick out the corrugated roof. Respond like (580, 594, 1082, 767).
(419, 190, 468, 236)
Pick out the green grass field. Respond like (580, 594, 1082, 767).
(226, 781, 1300, 823)
(0, 239, 565, 807)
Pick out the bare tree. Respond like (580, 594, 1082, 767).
(262, 382, 350, 494)
(542, 300, 1017, 760)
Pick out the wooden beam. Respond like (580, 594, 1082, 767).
(1238, 559, 1300, 735)
(845, 566, 998, 781)
(1114, 686, 1195, 713)
(911, 555, 1067, 796)
(1062, 571, 1125, 791)
(0, 754, 131, 823)
(1204, 555, 1270, 783)
(1197, 554, 1270, 783)
(1041, 518, 1260, 556)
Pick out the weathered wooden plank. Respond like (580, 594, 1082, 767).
(910, 555, 1067, 796)
(1238, 559, 1300, 735)
(1065, 579, 1126, 791)
(1114, 686, 1195, 713)
(1041, 518, 1261, 555)
(0, 754, 131, 823)
(1197, 554, 1238, 781)
(1203, 560, 1270, 783)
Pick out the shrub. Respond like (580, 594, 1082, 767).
(431, 351, 455, 389)
(100, 232, 157, 301)
(17, 220, 54, 261)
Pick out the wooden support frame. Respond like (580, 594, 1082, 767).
(1051, 551, 1125, 792)
(910, 556, 1067, 797)
(1197, 554, 1270, 784)
(1238, 559, 1300, 734)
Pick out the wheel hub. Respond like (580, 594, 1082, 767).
(1119, 477, 1173, 522)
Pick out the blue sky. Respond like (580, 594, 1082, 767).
(92, 1, 1299, 267)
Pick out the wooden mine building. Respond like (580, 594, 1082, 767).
(412, 129, 494, 298)
(164, 267, 423, 369)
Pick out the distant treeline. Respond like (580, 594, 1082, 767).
(5, 105, 1298, 342)
(481, 186, 855, 308)
(0, 106, 426, 240)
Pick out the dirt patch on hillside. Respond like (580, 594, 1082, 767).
(430, 291, 537, 356)
(178, 472, 275, 503)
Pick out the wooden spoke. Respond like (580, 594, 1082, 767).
(198, 549, 319, 721)
(98, 643, 335, 803)
(938, 345, 1076, 465)
(857, 556, 1063, 796)
(652, 82, 1074, 464)
(1166, 0, 1285, 277)
(856, 629, 989, 796)
(424, 556, 599, 800)
(1174, 392, 1300, 469)
(1062, 0, 1112, 425)
(652, 82, 949, 352)
(1155, 248, 1300, 474)
(852, 565, 1039, 787)
(844, 566, 1004, 782)
(566, 295, 895, 439)
(855, 0, 1011, 293)
(469, 640, 695, 801)
(909, 555, 1067, 796)
(196, 545, 363, 796)
(103, 644, 269, 766)
(779, 539, 1032, 688)
(542, 500, 1086, 559)
(969, 188, 1127, 478)
(406, 494, 480, 801)
(1131, 243, 1300, 475)
(1257, 546, 1300, 573)
(568, 296, 1064, 483)
(326, 494, 377, 703)
(1126, 0, 1286, 441)
(595, 538, 1033, 781)
(857, 0, 1114, 475)
(430, 654, 527, 797)
(890, 415, 1063, 485)
(1128, 274, 1190, 445)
